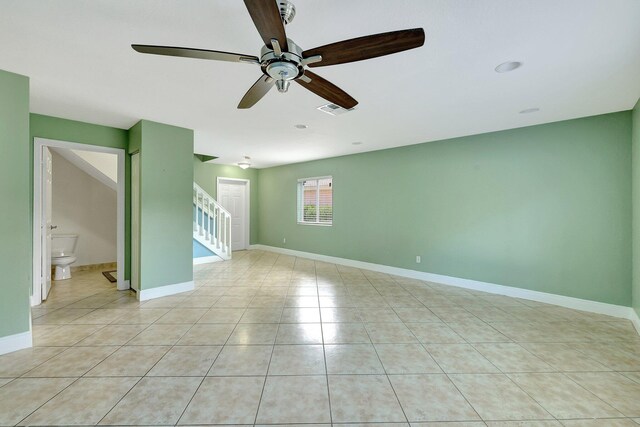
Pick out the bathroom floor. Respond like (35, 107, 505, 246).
(1, 249, 640, 426)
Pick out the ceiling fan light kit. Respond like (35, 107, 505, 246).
(132, 0, 425, 110)
(238, 156, 252, 169)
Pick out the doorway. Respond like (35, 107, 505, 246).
(32, 137, 127, 306)
(217, 178, 250, 251)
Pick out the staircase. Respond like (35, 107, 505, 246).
(193, 183, 232, 260)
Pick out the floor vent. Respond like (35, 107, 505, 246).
(317, 103, 356, 116)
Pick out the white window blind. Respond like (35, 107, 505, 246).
(297, 176, 333, 225)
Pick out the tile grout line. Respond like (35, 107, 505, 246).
(387, 273, 566, 423)
(95, 291, 204, 425)
(176, 250, 264, 426)
(445, 303, 626, 421)
(100, 252, 247, 426)
(357, 271, 411, 425)
(247, 254, 280, 426)
(14, 250, 640, 426)
(15, 280, 136, 424)
(388, 276, 487, 424)
(314, 258, 334, 426)
(17, 285, 150, 425)
(13, 375, 82, 426)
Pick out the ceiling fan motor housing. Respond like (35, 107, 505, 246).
(260, 39, 304, 85)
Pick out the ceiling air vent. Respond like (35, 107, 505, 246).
(317, 103, 356, 116)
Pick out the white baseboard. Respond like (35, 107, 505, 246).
(0, 331, 32, 356)
(138, 280, 195, 301)
(250, 244, 636, 324)
(193, 256, 223, 265)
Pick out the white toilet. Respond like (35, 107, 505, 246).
(51, 234, 78, 280)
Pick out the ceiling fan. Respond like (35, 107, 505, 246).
(132, 0, 425, 110)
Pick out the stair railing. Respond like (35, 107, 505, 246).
(193, 182, 232, 260)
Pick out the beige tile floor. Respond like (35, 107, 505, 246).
(1, 249, 640, 426)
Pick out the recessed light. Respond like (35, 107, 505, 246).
(519, 108, 540, 114)
(294, 124, 308, 129)
(495, 61, 522, 73)
(352, 142, 363, 145)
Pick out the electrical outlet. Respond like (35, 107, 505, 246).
(283, 237, 286, 244)
(416, 255, 421, 263)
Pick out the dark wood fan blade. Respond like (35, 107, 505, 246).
(303, 28, 425, 67)
(131, 45, 259, 64)
(238, 75, 275, 109)
(243, 0, 288, 51)
(296, 70, 358, 109)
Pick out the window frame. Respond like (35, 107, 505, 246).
(297, 175, 333, 226)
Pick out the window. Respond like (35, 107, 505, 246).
(297, 176, 333, 225)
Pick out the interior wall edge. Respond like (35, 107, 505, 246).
(631, 309, 640, 335)
(0, 69, 31, 339)
(632, 96, 640, 319)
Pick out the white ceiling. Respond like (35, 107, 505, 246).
(1, 0, 639, 168)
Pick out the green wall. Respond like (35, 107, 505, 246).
(0, 70, 31, 338)
(30, 114, 131, 280)
(258, 112, 632, 306)
(193, 157, 259, 244)
(31, 114, 129, 150)
(632, 99, 640, 317)
(133, 120, 194, 290)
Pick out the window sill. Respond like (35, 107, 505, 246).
(297, 222, 332, 227)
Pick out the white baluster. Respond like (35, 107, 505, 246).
(208, 201, 214, 243)
(213, 208, 218, 249)
(218, 209, 223, 250)
(193, 187, 198, 232)
(204, 196, 210, 241)
(225, 212, 229, 254)
(222, 214, 226, 253)
(224, 215, 231, 255)
(198, 192, 204, 236)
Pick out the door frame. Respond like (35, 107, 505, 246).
(42, 146, 53, 301)
(130, 152, 140, 292)
(32, 137, 127, 306)
(217, 177, 250, 251)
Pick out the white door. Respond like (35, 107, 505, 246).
(42, 146, 53, 300)
(131, 153, 140, 292)
(218, 180, 247, 251)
